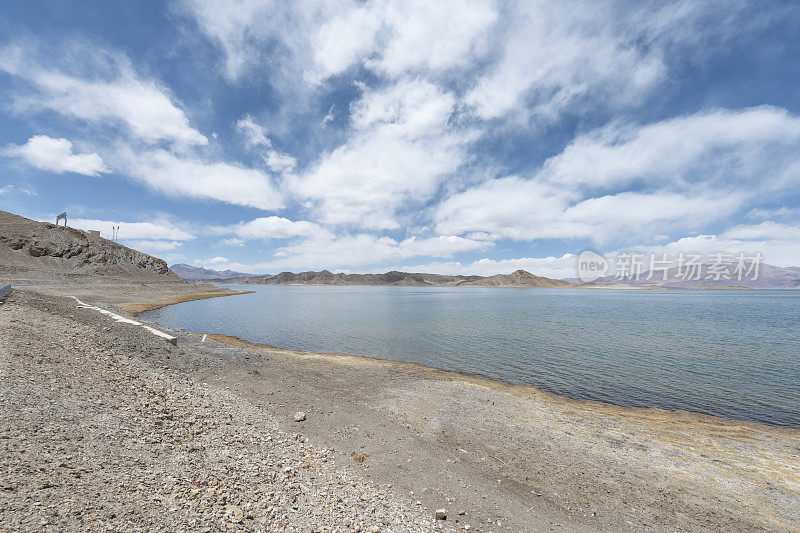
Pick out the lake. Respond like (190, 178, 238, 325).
(141, 286, 800, 427)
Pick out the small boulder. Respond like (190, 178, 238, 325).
(293, 411, 306, 422)
(435, 508, 447, 520)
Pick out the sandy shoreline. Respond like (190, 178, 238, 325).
(117, 289, 255, 314)
(3, 283, 800, 531)
(183, 330, 797, 433)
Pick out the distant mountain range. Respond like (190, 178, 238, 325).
(571, 262, 800, 289)
(170, 263, 263, 281)
(230, 269, 576, 288)
(173, 262, 800, 289)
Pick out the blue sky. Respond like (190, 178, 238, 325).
(1, 0, 800, 277)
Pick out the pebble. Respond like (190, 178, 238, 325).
(1, 295, 437, 532)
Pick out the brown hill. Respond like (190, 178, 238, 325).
(462, 269, 576, 288)
(0, 210, 179, 283)
(235, 269, 575, 288)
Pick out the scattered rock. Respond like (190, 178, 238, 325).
(293, 411, 306, 422)
(0, 293, 436, 532)
(435, 508, 447, 520)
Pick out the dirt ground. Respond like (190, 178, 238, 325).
(2, 285, 799, 532)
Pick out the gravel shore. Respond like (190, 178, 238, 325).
(2, 286, 799, 532)
(1, 290, 439, 532)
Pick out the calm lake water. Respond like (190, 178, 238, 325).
(141, 286, 800, 427)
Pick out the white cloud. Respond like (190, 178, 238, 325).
(192, 256, 229, 265)
(125, 240, 184, 252)
(219, 238, 245, 247)
(322, 104, 336, 124)
(0, 185, 35, 196)
(273, 233, 487, 267)
(435, 177, 741, 244)
(397, 235, 490, 257)
(463, 2, 665, 121)
(3, 135, 107, 177)
(236, 114, 270, 148)
(291, 79, 469, 228)
(746, 206, 800, 219)
(540, 106, 800, 190)
(435, 106, 800, 245)
(218, 232, 489, 273)
(0, 44, 207, 146)
(312, 0, 497, 80)
(115, 148, 284, 210)
(68, 217, 195, 240)
(180, 0, 758, 130)
(562, 191, 743, 241)
(393, 253, 579, 279)
(721, 221, 800, 242)
(462, 1, 756, 122)
(219, 216, 329, 241)
(182, 0, 496, 83)
(349, 78, 456, 136)
(434, 177, 570, 240)
(236, 114, 297, 173)
(264, 150, 297, 173)
(626, 224, 800, 268)
(179, 0, 333, 83)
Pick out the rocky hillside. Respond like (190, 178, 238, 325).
(0, 210, 179, 283)
(234, 269, 576, 288)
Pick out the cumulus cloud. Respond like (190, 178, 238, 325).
(624, 223, 800, 269)
(311, 0, 497, 80)
(216, 216, 329, 241)
(181, 0, 496, 83)
(115, 148, 284, 210)
(435, 106, 800, 245)
(539, 106, 800, 191)
(3, 135, 107, 176)
(436, 179, 741, 245)
(463, 2, 665, 121)
(291, 79, 469, 228)
(463, 1, 762, 122)
(0, 44, 207, 146)
(721, 221, 800, 242)
(181, 0, 753, 123)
